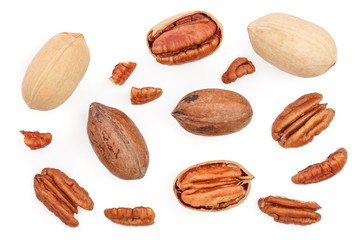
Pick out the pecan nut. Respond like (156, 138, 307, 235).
(147, 11, 223, 65)
(292, 148, 347, 184)
(104, 207, 155, 226)
(131, 87, 163, 105)
(174, 160, 254, 211)
(110, 62, 137, 85)
(222, 57, 255, 84)
(20, 130, 52, 150)
(258, 195, 321, 225)
(272, 92, 335, 148)
(34, 168, 94, 227)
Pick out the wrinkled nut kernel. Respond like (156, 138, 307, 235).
(248, 13, 336, 77)
(172, 88, 253, 136)
(104, 207, 155, 226)
(258, 195, 321, 225)
(174, 160, 254, 211)
(272, 93, 335, 148)
(292, 148, 347, 184)
(34, 168, 94, 227)
(147, 11, 223, 65)
(20, 130, 52, 150)
(222, 57, 255, 84)
(87, 102, 149, 180)
(131, 87, 163, 105)
(110, 62, 137, 85)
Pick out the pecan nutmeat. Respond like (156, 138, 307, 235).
(34, 168, 94, 227)
(272, 92, 335, 148)
(104, 207, 155, 226)
(174, 160, 254, 211)
(110, 62, 137, 85)
(131, 86, 163, 105)
(147, 11, 223, 65)
(20, 130, 52, 150)
(258, 195, 321, 225)
(222, 57, 255, 84)
(292, 148, 347, 184)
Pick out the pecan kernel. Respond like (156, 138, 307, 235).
(20, 130, 52, 150)
(104, 207, 155, 226)
(292, 148, 347, 184)
(222, 57, 255, 84)
(131, 87, 163, 105)
(110, 62, 137, 85)
(258, 195, 321, 225)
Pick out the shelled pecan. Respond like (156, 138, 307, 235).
(110, 62, 137, 85)
(258, 195, 321, 225)
(20, 130, 52, 150)
(34, 168, 94, 227)
(131, 87, 163, 105)
(272, 92, 335, 148)
(104, 207, 155, 226)
(222, 57, 255, 84)
(292, 148, 347, 184)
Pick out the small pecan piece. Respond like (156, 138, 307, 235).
(292, 148, 347, 184)
(34, 168, 94, 227)
(110, 62, 137, 85)
(131, 87, 163, 105)
(222, 57, 255, 83)
(272, 93, 335, 148)
(20, 130, 52, 150)
(104, 207, 155, 226)
(258, 195, 321, 225)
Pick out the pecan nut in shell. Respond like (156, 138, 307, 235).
(131, 87, 163, 105)
(272, 93, 335, 148)
(292, 148, 347, 184)
(34, 168, 94, 227)
(147, 11, 223, 65)
(258, 195, 321, 225)
(104, 207, 155, 226)
(222, 57, 255, 84)
(20, 130, 52, 150)
(110, 62, 137, 85)
(174, 160, 254, 211)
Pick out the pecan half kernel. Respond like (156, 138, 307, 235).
(20, 130, 52, 150)
(147, 11, 223, 65)
(222, 57, 255, 84)
(272, 93, 335, 148)
(174, 160, 254, 211)
(292, 148, 347, 184)
(104, 207, 155, 226)
(110, 62, 137, 85)
(34, 168, 94, 227)
(258, 195, 321, 225)
(131, 87, 163, 105)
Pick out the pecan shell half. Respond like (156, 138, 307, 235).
(258, 195, 321, 225)
(104, 207, 155, 226)
(174, 160, 254, 211)
(272, 93, 335, 148)
(34, 168, 94, 227)
(222, 57, 255, 84)
(147, 11, 223, 65)
(292, 148, 347, 184)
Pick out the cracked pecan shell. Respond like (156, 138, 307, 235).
(147, 11, 223, 65)
(174, 160, 254, 211)
(272, 93, 335, 148)
(104, 207, 155, 226)
(34, 168, 93, 227)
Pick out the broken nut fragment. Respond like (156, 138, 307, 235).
(292, 148, 347, 184)
(34, 168, 94, 227)
(222, 57, 255, 84)
(104, 207, 155, 226)
(131, 87, 163, 105)
(110, 62, 137, 85)
(258, 195, 321, 225)
(20, 130, 52, 150)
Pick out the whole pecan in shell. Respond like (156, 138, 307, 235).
(272, 92, 335, 148)
(147, 11, 223, 65)
(34, 168, 93, 227)
(172, 88, 253, 136)
(104, 207, 155, 226)
(87, 102, 149, 180)
(292, 148, 347, 184)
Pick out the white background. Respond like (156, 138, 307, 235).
(1, 0, 359, 239)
